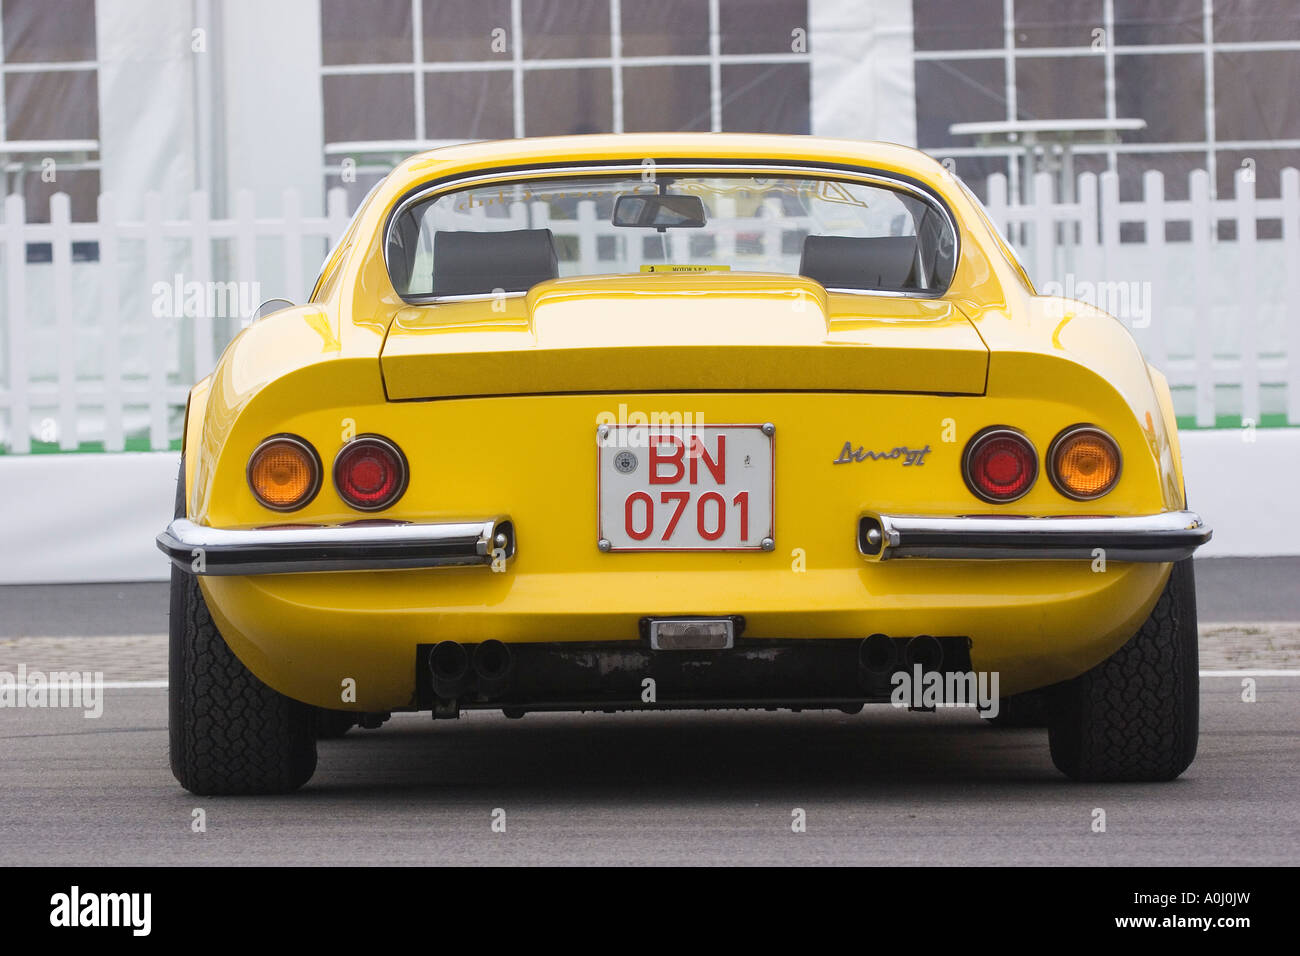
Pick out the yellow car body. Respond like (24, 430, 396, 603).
(160, 133, 1208, 733)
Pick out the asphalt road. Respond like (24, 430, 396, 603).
(0, 679, 1294, 865)
(0, 557, 1296, 866)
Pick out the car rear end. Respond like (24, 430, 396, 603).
(167, 363, 1203, 714)
(161, 139, 1209, 793)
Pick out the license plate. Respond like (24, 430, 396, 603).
(597, 424, 774, 551)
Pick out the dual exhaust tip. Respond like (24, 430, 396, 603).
(430, 639, 512, 699)
(858, 633, 944, 678)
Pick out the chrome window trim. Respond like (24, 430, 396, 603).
(383, 161, 961, 302)
(404, 290, 529, 306)
(399, 285, 923, 308)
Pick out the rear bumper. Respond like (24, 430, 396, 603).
(157, 517, 515, 575)
(200, 557, 1172, 708)
(857, 510, 1210, 562)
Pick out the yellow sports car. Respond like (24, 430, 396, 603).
(158, 133, 1211, 794)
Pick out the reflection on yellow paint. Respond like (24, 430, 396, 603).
(1051, 314, 1072, 350)
(304, 310, 340, 353)
(1144, 410, 1161, 460)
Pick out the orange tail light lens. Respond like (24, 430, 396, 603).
(1050, 426, 1121, 500)
(247, 436, 321, 511)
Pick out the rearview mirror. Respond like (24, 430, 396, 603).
(612, 193, 707, 229)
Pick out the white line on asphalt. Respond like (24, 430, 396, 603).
(1200, 669, 1300, 677)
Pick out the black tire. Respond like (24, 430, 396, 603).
(982, 688, 1049, 728)
(314, 709, 357, 739)
(169, 460, 318, 795)
(1048, 558, 1199, 782)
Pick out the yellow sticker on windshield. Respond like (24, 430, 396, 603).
(639, 264, 732, 273)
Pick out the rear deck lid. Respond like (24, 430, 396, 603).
(380, 274, 988, 400)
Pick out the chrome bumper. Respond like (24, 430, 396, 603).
(157, 517, 515, 576)
(857, 510, 1210, 562)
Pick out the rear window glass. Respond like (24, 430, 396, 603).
(386, 171, 957, 300)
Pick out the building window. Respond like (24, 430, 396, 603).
(913, 0, 1300, 200)
(320, 0, 812, 201)
(0, 0, 101, 260)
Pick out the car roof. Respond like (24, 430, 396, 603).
(385, 133, 951, 195)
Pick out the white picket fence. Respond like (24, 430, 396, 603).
(1, 169, 1297, 455)
(987, 167, 1300, 429)
(0, 188, 351, 453)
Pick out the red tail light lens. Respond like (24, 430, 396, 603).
(334, 436, 408, 511)
(963, 427, 1038, 503)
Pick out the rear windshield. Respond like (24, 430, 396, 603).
(385, 172, 957, 300)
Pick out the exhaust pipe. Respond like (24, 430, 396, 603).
(858, 634, 898, 682)
(903, 634, 944, 673)
(472, 640, 513, 699)
(429, 640, 470, 698)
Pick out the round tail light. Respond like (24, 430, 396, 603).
(247, 436, 321, 511)
(334, 435, 408, 511)
(1049, 426, 1121, 500)
(963, 427, 1038, 503)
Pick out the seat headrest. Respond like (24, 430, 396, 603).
(431, 229, 559, 296)
(798, 235, 919, 291)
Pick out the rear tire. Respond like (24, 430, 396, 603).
(1047, 558, 1199, 782)
(169, 460, 317, 795)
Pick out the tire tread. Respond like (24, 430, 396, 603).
(1048, 559, 1199, 781)
(169, 462, 316, 795)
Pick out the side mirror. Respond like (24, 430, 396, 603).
(249, 298, 295, 323)
(612, 193, 707, 229)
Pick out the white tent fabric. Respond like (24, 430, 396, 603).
(94, 0, 196, 219)
(810, 0, 915, 145)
